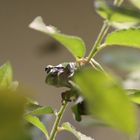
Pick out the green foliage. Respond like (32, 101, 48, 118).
(26, 106, 54, 116)
(26, 0, 140, 138)
(0, 89, 31, 140)
(25, 99, 54, 140)
(71, 104, 82, 122)
(26, 98, 41, 111)
(105, 28, 140, 48)
(129, 0, 140, 9)
(29, 17, 86, 59)
(61, 122, 94, 140)
(2, 0, 140, 139)
(0, 63, 31, 140)
(71, 100, 88, 122)
(0, 62, 13, 89)
(28, 0, 140, 137)
(24, 114, 49, 139)
(127, 89, 140, 104)
(130, 92, 140, 104)
(74, 68, 137, 135)
(95, 1, 140, 22)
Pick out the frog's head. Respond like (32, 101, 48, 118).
(45, 62, 76, 87)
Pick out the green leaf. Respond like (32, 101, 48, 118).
(0, 89, 30, 140)
(129, 0, 140, 9)
(71, 104, 82, 122)
(127, 89, 140, 104)
(27, 106, 54, 116)
(24, 114, 49, 139)
(74, 68, 137, 135)
(105, 28, 140, 48)
(95, 1, 140, 24)
(29, 17, 86, 59)
(0, 62, 13, 89)
(71, 99, 88, 122)
(110, 22, 139, 29)
(130, 92, 140, 104)
(61, 122, 94, 140)
(25, 98, 42, 113)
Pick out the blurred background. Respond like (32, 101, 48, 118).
(0, 0, 140, 140)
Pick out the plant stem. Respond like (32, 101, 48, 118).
(87, 21, 109, 62)
(49, 101, 68, 140)
(87, 0, 123, 62)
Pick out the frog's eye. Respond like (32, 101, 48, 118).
(56, 64, 64, 69)
(45, 65, 53, 73)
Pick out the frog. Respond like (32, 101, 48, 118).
(45, 62, 88, 121)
